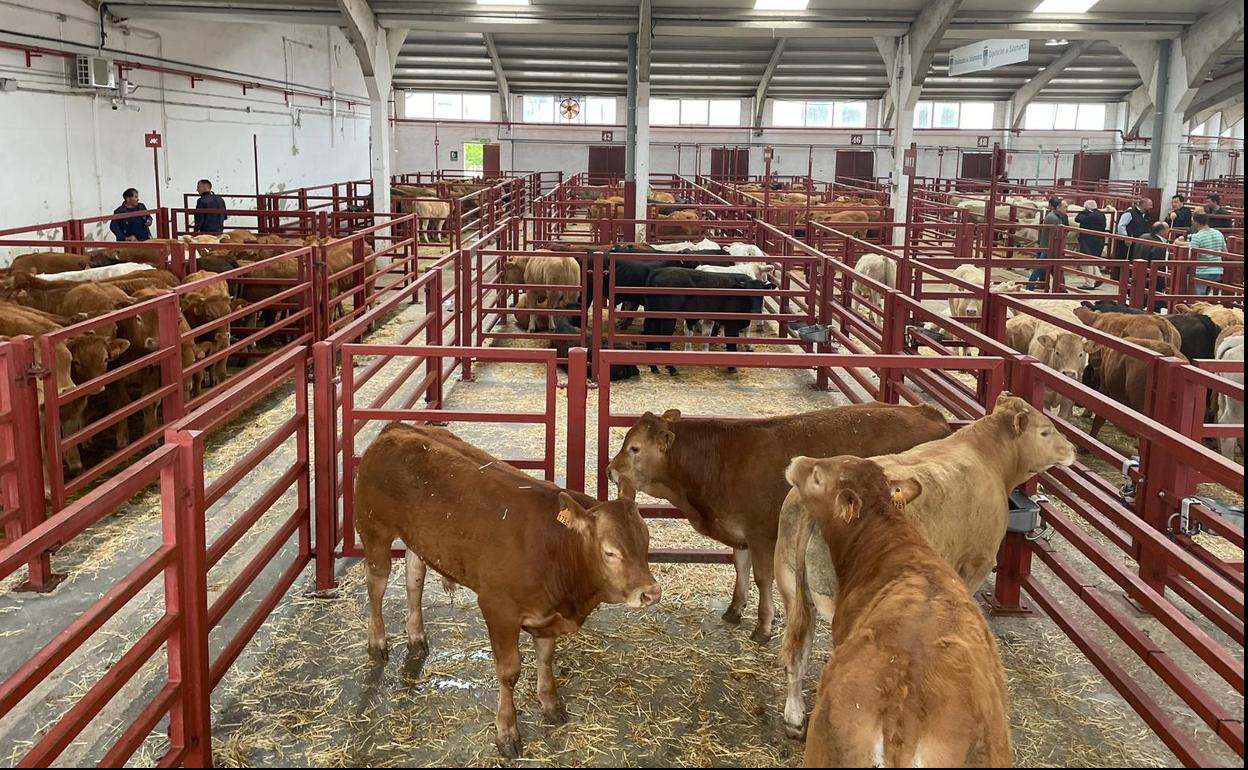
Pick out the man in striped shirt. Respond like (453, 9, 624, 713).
(1178, 211, 1226, 296)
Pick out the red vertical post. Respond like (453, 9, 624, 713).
(158, 296, 186, 422)
(986, 358, 1036, 615)
(311, 341, 338, 592)
(164, 428, 213, 766)
(253, 133, 260, 200)
(152, 145, 162, 210)
(5, 338, 57, 591)
(565, 347, 588, 494)
(426, 270, 444, 406)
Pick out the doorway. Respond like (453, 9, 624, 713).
(463, 142, 484, 175)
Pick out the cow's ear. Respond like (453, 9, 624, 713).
(657, 429, 676, 452)
(833, 488, 861, 522)
(1035, 333, 1055, 349)
(1013, 409, 1030, 435)
(556, 492, 593, 534)
(661, 408, 681, 422)
(1082, 339, 1096, 353)
(107, 338, 131, 359)
(889, 478, 922, 506)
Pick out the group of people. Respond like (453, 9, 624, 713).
(107, 179, 229, 240)
(1031, 191, 1231, 296)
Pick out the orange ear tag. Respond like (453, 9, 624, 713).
(557, 509, 573, 527)
(890, 492, 907, 512)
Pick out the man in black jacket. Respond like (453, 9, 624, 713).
(110, 187, 153, 241)
(1203, 193, 1233, 230)
(1166, 194, 1193, 230)
(192, 179, 228, 234)
(1074, 199, 1107, 288)
(1136, 220, 1171, 310)
(1115, 197, 1151, 260)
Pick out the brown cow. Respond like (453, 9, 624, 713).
(502, 255, 580, 332)
(1082, 337, 1186, 439)
(179, 271, 239, 391)
(786, 456, 1012, 768)
(776, 394, 1075, 737)
(9, 252, 118, 275)
(589, 195, 625, 221)
(809, 209, 870, 237)
(0, 302, 129, 473)
(1073, 307, 1182, 349)
(354, 423, 660, 758)
(606, 404, 952, 643)
(654, 209, 701, 240)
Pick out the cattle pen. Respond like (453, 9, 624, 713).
(1, 163, 1243, 768)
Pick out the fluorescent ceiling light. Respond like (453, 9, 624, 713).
(1033, 0, 1100, 13)
(1045, 38, 1069, 46)
(478, 0, 529, 5)
(754, 0, 810, 10)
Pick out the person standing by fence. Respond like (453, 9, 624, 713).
(1166, 194, 1193, 230)
(109, 187, 153, 241)
(192, 179, 228, 235)
(1116, 197, 1152, 260)
(1074, 199, 1106, 289)
(1179, 211, 1226, 296)
(1029, 197, 1068, 289)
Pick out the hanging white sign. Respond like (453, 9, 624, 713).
(948, 39, 1030, 76)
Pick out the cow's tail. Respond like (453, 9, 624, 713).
(782, 502, 816, 666)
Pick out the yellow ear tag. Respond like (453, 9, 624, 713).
(890, 492, 907, 512)
(557, 508, 573, 527)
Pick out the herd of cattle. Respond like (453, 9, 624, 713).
(0, 229, 374, 475)
(391, 179, 499, 244)
(355, 392, 1076, 763)
(495, 239, 779, 379)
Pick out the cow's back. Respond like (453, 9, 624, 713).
(355, 423, 594, 599)
(687, 403, 951, 539)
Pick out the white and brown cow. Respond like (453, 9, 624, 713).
(776, 394, 1075, 737)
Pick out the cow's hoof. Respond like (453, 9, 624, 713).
(666, 366, 678, 376)
(722, 607, 743, 625)
(542, 701, 569, 725)
(367, 642, 390, 662)
(496, 733, 523, 759)
(750, 626, 773, 645)
(649, 365, 660, 374)
(406, 636, 429, 659)
(784, 720, 808, 740)
(726, 366, 738, 374)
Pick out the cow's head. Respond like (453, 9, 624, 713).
(784, 455, 909, 538)
(557, 481, 660, 609)
(1034, 331, 1092, 381)
(992, 393, 1077, 473)
(502, 257, 529, 286)
(607, 409, 681, 494)
(67, 332, 130, 389)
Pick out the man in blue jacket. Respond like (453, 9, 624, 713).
(110, 188, 153, 241)
(192, 179, 228, 234)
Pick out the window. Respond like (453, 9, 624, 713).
(405, 91, 491, 121)
(523, 95, 554, 123)
(772, 100, 868, 128)
(708, 99, 740, 126)
(650, 98, 739, 126)
(1023, 103, 1106, 130)
(914, 101, 998, 129)
(959, 102, 994, 129)
(522, 95, 616, 124)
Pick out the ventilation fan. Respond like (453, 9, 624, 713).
(559, 97, 580, 119)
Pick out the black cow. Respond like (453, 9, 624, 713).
(585, 246, 720, 314)
(1080, 299, 1144, 314)
(642, 266, 773, 375)
(1167, 312, 1220, 361)
(552, 303, 641, 382)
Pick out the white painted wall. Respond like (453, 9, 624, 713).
(0, 0, 371, 241)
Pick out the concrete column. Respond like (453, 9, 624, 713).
(1150, 40, 1185, 196)
(634, 81, 650, 241)
(889, 35, 919, 240)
